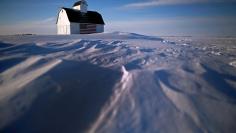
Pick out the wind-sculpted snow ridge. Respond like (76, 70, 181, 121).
(0, 33, 236, 133)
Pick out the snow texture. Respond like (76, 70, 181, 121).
(0, 32, 236, 133)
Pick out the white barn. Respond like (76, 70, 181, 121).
(56, 0, 105, 35)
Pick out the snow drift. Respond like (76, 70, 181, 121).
(0, 32, 236, 133)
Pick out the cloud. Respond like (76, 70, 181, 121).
(122, 0, 236, 9)
(0, 17, 56, 35)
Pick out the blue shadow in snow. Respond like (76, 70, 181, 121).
(202, 65, 236, 101)
(2, 60, 122, 133)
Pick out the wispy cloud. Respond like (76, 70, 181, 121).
(122, 0, 236, 9)
(0, 17, 56, 35)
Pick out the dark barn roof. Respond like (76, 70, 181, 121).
(59, 8, 105, 25)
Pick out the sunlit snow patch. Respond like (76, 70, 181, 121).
(229, 61, 236, 68)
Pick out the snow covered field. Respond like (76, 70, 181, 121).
(0, 32, 236, 133)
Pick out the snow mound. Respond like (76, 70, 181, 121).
(0, 33, 236, 133)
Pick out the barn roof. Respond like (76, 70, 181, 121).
(59, 8, 105, 25)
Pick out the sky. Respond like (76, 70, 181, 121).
(0, 0, 236, 36)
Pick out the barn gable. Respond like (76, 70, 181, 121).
(57, 9, 70, 25)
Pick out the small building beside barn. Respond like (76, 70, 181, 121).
(56, 0, 105, 34)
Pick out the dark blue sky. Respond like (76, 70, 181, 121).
(0, 0, 236, 36)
